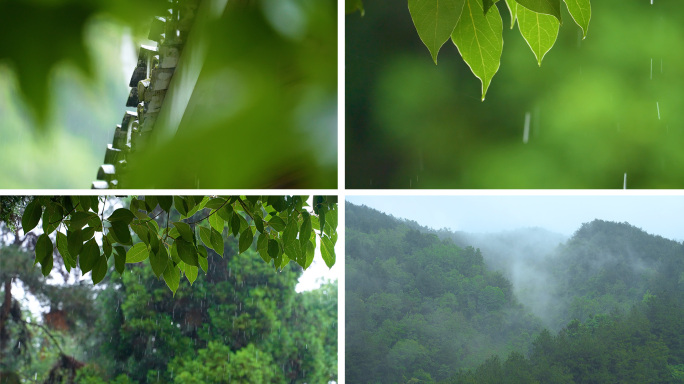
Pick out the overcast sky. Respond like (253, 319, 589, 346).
(346, 194, 684, 241)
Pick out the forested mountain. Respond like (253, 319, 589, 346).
(346, 203, 543, 383)
(346, 202, 684, 384)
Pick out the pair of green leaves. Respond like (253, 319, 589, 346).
(407, 0, 591, 99)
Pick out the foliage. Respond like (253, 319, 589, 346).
(20, 196, 337, 295)
(0, 221, 99, 381)
(541, 220, 684, 330)
(347, 0, 590, 100)
(0, 197, 30, 233)
(79, 236, 337, 383)
(346, 203, 542, 383)
(0, 0, 168, 126)
(449, 296, 684, 383)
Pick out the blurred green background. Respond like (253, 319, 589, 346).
(0, 18, 129, 188)
(346, 0, 684, 188)
(0, 0, 336, 189)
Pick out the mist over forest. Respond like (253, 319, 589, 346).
(346, 202, 684, 383)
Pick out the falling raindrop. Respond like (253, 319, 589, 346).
(656, 102, 661, 120)
(650, 58, 653, 80)
(623, 173, 627, 189)
(523, 112, 531, 144)
(650, 0, 653, 4)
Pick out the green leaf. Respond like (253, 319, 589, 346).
(174, 196, 189, 217)
(253, 213, 264, 234)
(257, 233, 271, 263)
(210, 228, 224, 257)
(91, 255, 107, 284)
(102, 235, 112, 257)
(452, 0, 503, 101)
(148, 225, 160, 254)
(170, 242, 181, 264)
(126, 243, 149, 263)
(209, 212, 224, 234)
(505, 0, 518, 28)
(176, 238, 199, 266)
(320, 235, 336, 268)
(185, 264, 198, 285)
(285, 241, 303, 267)
(283, 218, 298, 246)
(267, 239, 280, 260)
(299, 211, 312, 249)
(82, 226, 96, 242)
(131, 222, 150, 243)
(69, 211, 92, 229)
(173, 221, 194, 242)
(483, 0, 500, 14)
(87, 214, 103, 231)
(144, 195, 158, 211)
(318, 210, 326, 237)
(42, 203, 62, 235)
(205, 197, 227, 210)
(517, 4, 559, 65)
(217, 204, 233, 222)
(304, 239, 315, 269)
(75, 196, 87, 211)
(563, 0, 590, 38)
(150, 246, 169, 278)
(199, 226, 212, 249)
(80, 238, 99, 274)
(158, 196, 173, 213)
(56, 232, 75, 269)
(67, 230, 83, 258)
(198, 249, 208, 273)
(114, 246, 126, 274)
(514, 0, 561, 22)
(110, 221, 132, 245)
(325, 205, 338, 237)
(409, 0, 465, 64)
(231, 212, 241, 237)
(89, 196, 100, 212)
(239, 227, 253, 254)
(107, 208, 135, 224)
(35, 234, 53, 277)
(185, 196, 205, 217)
(268, 216, 287, 232)
(163, 264, 180, 296)
(22, 199, 42, 233)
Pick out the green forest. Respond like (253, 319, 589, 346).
(346, 202, 684, 383)
(0, 197, 337, 383)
